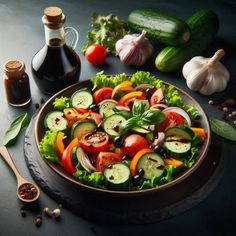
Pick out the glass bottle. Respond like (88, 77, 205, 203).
(3, 60, 31, 107)
(31, 6, 81, 95)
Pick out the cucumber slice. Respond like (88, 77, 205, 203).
(102, 114, 126, 137)
(164, 137, 191, 158)
(71, 119, 96, 139)
(99, 99, 117, 118)
(132, 125, 155, 134)
(44, 111, 68, 131)
(104, 163, 131, 190)
(71, 89, 93, 109)
(137, 152, 165, 179)
(165, 126, 194, 140)
(72, 147, 91, 173)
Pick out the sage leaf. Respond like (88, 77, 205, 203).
(209, 116, 236, 142)
(3, 113, 30, 147)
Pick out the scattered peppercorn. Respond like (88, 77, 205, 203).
(222, 107, 229, 112)
(20, 210, 26, 217)
(208, 100, 214, 105)
(222, 98, 236, 107)
(229, 114, 233, 118)
(35, 103, 40, 109)
(232, 111, 236, 116)
(234, 121, 236, 125)
(53, 208, 61, 218)
(217, 105, 223, 110)
(18, 183, 38, 200)
(40, 98, 45, 104)
(35, 216, 42, 227)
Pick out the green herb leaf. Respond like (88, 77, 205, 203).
(209, 116, 236, 142)
(140, 110, 165, 125)
(119, 116, 140, 136)
(132, 100, 147, 117)
(3, 113, 30, 147)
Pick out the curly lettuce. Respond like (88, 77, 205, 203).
(53, 96, 69, 110)
(39, 130, 59, 163)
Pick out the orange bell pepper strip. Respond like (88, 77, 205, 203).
(64, 108, 90, 121)
(112, 81, 133, 98)
(55, 131, 65, 159)
(130, 148, 153, 176)
(61, 138, 79, 174)
(191, 127, 207, 139)
(164, 157, 183, 168)
(118, 91, 145, 106)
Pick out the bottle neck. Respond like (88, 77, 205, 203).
(44, 25, 65, 46)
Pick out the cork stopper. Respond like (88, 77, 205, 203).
(4, 60, 25, 78)
(42, 6, 65, 29)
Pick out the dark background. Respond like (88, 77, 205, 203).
(0, 0, 235, 235)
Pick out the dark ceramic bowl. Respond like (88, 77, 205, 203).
(35, 79, 211, 197)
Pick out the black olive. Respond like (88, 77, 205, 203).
(113, 136, 124, 147)
(132, 174, 142, 185)
(137, 168, 145, 177)
(153, 145, 165, 155)
(89, 104, 99, 112)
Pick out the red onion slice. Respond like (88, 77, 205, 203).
(115, 105, 131, 111)
(150, 104, 168, 110)
(163, 106, 192, 126)
(80, 154, 96, 172)
(153, 132, 165, 146)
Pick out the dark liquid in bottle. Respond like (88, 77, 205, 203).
(31, 38, 81, 95)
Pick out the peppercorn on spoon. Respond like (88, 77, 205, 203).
(0, 146, 40, 203)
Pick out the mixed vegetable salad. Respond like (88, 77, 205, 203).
(39, 71, 206, 191)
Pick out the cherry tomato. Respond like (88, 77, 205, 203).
(88, 111, 103, 125)
(121, 134, 149, 159)
(96, 152, 123, 172)
(150, 88, 164, 106)
(93, 87, 113, 104)
(156, 112, 184, 132)
(85, 44, 107, 65)
(80, 131, 109, 154)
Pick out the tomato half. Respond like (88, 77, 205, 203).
(156, 112, 184, 132)
(80, 131, 109, 154)
(85, 44, 107, 65)
(121, 134, 149, 159)
(93, 87, 113, 104)
(88, 111, 103, 125)
(96, 152, 123, 172)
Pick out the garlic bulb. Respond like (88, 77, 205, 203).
(182, 49, 230, 95)
(115, 31, 153, 66)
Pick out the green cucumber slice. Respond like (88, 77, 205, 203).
(71, 89, 93, 109)
(165, 126, 194, 140)
(44, 111, 68, 131)
(99, 99, 117, 118)
(104, 163, 131, 190)
(137, 152, 165, 179)
(102, 114, 126, 137)
(132, 125, 155, 134)
(71, 119, 96, 139)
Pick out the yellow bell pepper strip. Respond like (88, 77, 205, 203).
(111, 80, 133, 99)
(64, 108, 90, 121)
(191, 127, 207, 138)
(130, 148, 153, 176)
(118, 91, 145, 106)
(164, 157, 183, 168)
(55, 131, 65, 159)
(61, 138, 79, 174)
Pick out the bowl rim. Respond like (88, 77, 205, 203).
(35, 79, 211, 196)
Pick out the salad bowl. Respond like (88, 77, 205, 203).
(34, 73, 211, 198)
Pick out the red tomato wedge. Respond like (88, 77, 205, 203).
(156, 112, 184, 132)
(61, 138, 79, 174)
(93, 87, 113, 104)
(80, 131, 109, 154)
(96, 152, 123, 172)
(150, 88, 164, 106)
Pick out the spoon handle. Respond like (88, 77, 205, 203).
(0, 146, 25, 184)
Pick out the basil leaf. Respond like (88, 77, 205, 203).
(3, 113, 30, 147)
(119, 116, 139, 136)
(209, 116, 236, 142)
(132, 100, 146, 117)
(141, 110, 166, 125)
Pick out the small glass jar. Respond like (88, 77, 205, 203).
(3, 60, 31, 107)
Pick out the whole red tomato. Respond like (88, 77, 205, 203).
(85, 44, 107, 65)
(122, 134, 149, 159)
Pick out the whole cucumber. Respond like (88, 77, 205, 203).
(127, 8, 191, 45)
(155, 9, 219, 72)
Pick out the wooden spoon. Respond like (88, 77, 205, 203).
(0, 146, 40, 203)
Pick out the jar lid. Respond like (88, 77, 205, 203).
(43, 6, 65, 29)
